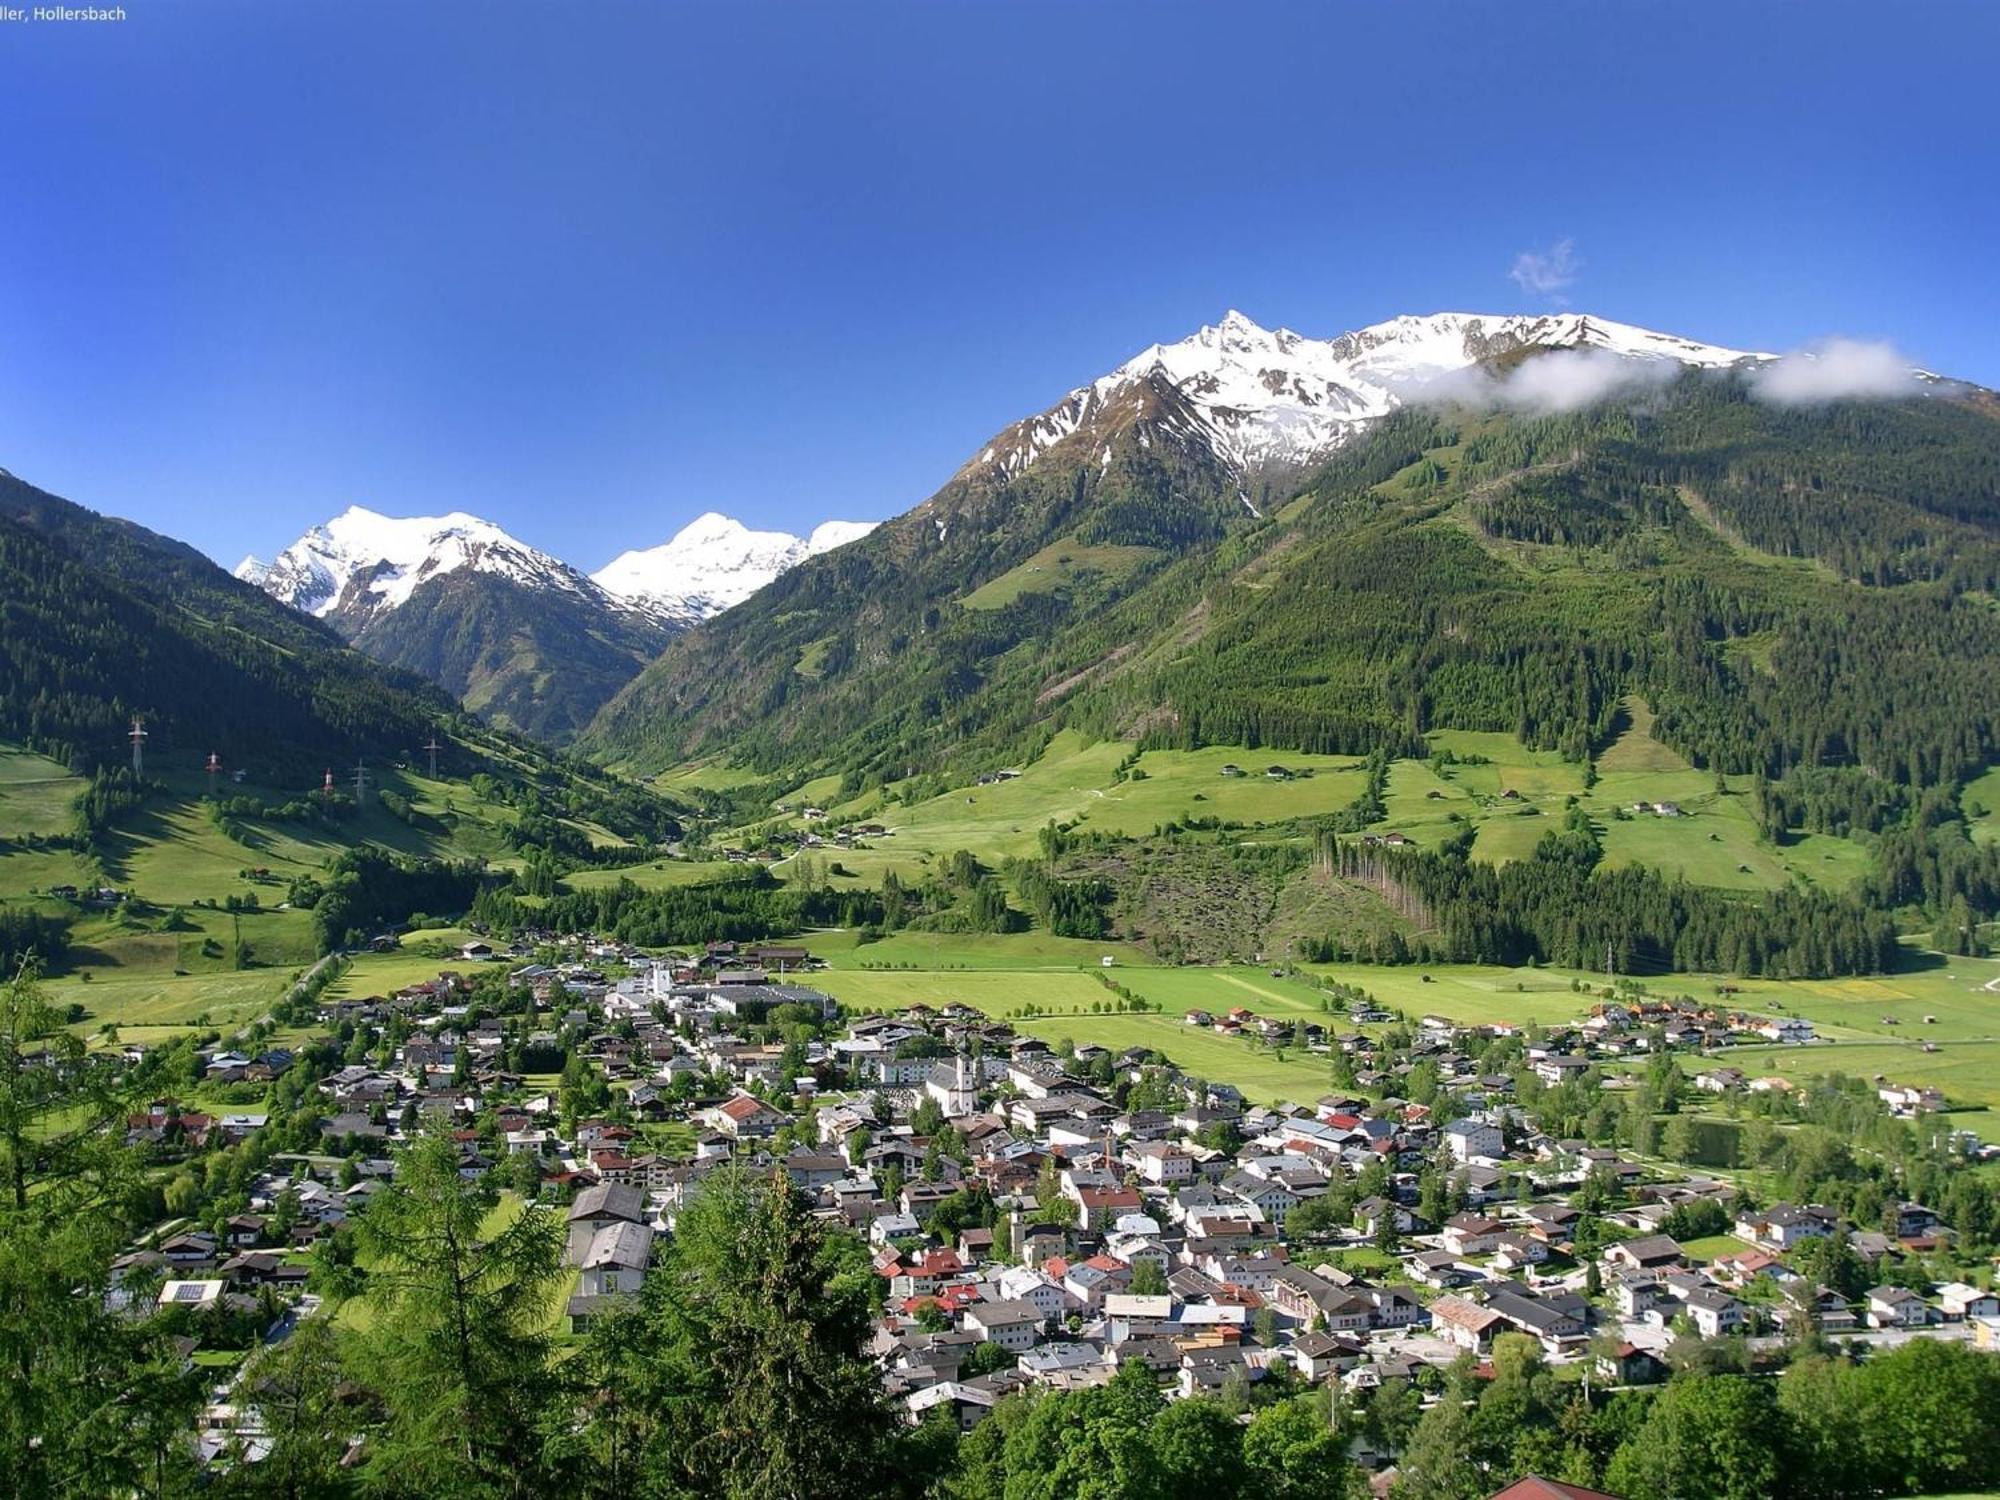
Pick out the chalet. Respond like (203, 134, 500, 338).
(1681, 1286, 1746, 1338)
(1939, 1282, 2000, 1321)
(1866, 1285, 1935, 1329)
(704, 1092, 787, 1140)
(1602, 1234, 1684, 1273)
(1429, 1294, 1503, 1352)
(963, 1299, 1045, 1352)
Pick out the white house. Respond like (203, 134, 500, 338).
(1443, 1119, 1505, 1163)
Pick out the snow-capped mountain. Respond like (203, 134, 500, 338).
(966, 309, 1767, 482)
(236, 506, 606, 633)
(592, 512, 878, 627)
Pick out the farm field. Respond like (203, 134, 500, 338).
(810, 968, 1115, 1018)
(1724, 1039, 2000, 1117)
(802, 928, 1153, 971)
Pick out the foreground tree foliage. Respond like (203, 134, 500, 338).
(0, 963, 205, 1500)
(581, 1165, 901, 1500)
(943, 1367, 1363, 1500)
(340, 1128, 567, 1497)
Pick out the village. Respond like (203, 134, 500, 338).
(95, 927, 2000, 1480)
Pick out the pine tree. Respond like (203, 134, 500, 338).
(345, 1127, 565, 1496)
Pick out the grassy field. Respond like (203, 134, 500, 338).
(0, 745, 84, 838)
(564, 859, 741, 893)
(958, 542, 1161, 611)
(802, 928, 1153, 970)
(0, 737, 555, 1048)
(811, 968, 1116, 1017)
(318, 929, 484, 1002)
(1012, 1012, 1335, 1105)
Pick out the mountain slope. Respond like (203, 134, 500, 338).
(240, 506, 876, 741)
(238, 507, 671, 743)
(593, 512, 878, 626)
(578, 311, 2000, 808)
(0, 470, 463, 778)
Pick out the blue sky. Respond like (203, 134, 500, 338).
(1, 0, 1995, 569)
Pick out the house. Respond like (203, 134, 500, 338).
(1444, 1118, 1505, 1162)
(1755, 1018, 1815, 1044)
(1486, 1478, 1633, 1500)
(1682, 1286, 1745, 1338)
(1595, 1343, 1670, 1387)
(963, 1299, 1045, 1352)
(1938, 1282, 2000, 1321)
(1866, 1285, 1935, 1329)
(1429, 1294, 1504, 1352)
(1485, 1290, 1587, 1348)
(566, 1182, 646, 1263)
(1442, 1213, 1505, 1257)
(158, 1279, 226, 1310)
(705, 1093, 787, 1140)
(1602, 1234, 1683, 1273)
(1285, 1330, 1366, 1381)
(1734, 1203, 1834, 1251)
(577, 1220, 653, 1297)
(905, 1380, 999, 1431)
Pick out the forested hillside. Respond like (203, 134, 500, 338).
(0, 468, 459, 779)
(348, 568, 674, 744)
(584, 373, 2000, 809)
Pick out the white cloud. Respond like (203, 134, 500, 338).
(1749, 338, 1929, 405)
(1509, 237, 1579, 300)
(1397, 347, 1679, 416)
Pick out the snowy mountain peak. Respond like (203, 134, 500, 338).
(971, 309, 1768, 481)
(237, 505, 599, 627)
(592, 513, 878, 628)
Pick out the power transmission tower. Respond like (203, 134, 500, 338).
(424, 735, 443, 779)
(351, 758, 370, 806)
(206, 752, 221, 798)
(128, 716, 147, 776)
